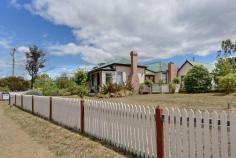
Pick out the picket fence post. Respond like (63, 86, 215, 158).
(155, 106, 164, 158)
(49, 97, 52, 120)
(32, 95, 34, 114)
(21, 95, 23, 108)
(14, 94, 16, 106)
(81, 99, 85, 134)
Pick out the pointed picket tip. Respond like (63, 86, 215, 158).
(188, 109, 195, 118)
(164, 107, 169, 115)
(220, 111, 227, 120)
(212, 111, 219, 120)
(195, 110, 202, 117)
(181, 108, 188, 116)
(175, 108, 181, 116)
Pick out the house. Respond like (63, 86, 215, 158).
(88, 51, 215, 93)
(88, 50, 179, 93)
(177, 60, 215, 81)
(88, 51, 146, 92)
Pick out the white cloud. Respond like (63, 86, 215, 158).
(17, 46, 29, 54)
(47, 42, 112, 64)
(0, 39, 11, 49)
(42, 64, 94, 79)
(20, 0, 236, 64)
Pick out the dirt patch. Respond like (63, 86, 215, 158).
(0, 103, 55, 158)
(1, 102, 130, 158)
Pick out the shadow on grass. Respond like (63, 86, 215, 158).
(2, 103, 137, 158)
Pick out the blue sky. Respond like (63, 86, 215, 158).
(1, 0, 235, 78)
(0, 0, 88, 78)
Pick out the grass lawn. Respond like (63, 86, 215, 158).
(1, 102, 131, 158)
(67, 93, 236, 111)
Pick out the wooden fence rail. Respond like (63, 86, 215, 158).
(9, 94, 236, 158)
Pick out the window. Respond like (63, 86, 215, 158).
(161, 73, 167, 83)
(106, 73, 112, 84)
(116, 72, 123, 84)
(145, 75, 155, 82)
(91, 74, 94, 86)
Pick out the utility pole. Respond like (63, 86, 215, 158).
(10, 48, 16, 77)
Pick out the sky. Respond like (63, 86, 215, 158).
(0, 0, 236, 78)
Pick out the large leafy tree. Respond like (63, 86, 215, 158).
(184, 65, 212, 93)
(34, 74, 57, 96)
(218, 73, 236, 94)
(25, 45, 45, 89)
(217, 39, 236, 59)
(214, 39, 236, 85)
(0, 77, 29, 91)
(213, 58, 236, 84)
(55, 73, 74, 89)
(74, 69, 88, 85)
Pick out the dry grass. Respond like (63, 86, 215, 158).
(69, 93, 236, 111)
(1, 102, 132, 158)
(105, 93, 236, 111)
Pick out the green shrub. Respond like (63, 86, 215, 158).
(66, 81, 80, 95)
(102, 83, 123, 94)
(55, 73, 75, 89)
(173, 77, 181, 84)
(0, 86, 10, 92)
(24, 90, 42, 96)
(184, 65, 212, 93)
(58, 89, 67, 96)
(63, 91, 71, 96)
(77, 85, 89, 98)
(218, 73, 236, 94)
(74, 69, 88, 85)
(144, 80, 153, 87)
(123, 81, 134, 91)
(0, 77, 30, 91)
(139, 83, 144, 94)
(169, 82, 176, 93)
(101, 83, 133, 96)
(34, 74, 58, 96)
(213, 58, 236, 85)
(157, 80, 164, 86)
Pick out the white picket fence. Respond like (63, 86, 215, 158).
(52, 97, 81, 130)
(143, 84, 180, 93)
(84, 100, 157, 157)
(9, 94, 236, 158)
(22, 95, 32, 111)
(163, 108, 236, 158)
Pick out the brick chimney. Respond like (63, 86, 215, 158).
(129, 50, 139, 91)
(168, 62, 177, 83)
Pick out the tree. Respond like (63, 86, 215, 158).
(184, 65, 212, 93)
(173, 77, 181, 84)
(25, 45, 45, 89)
(55, 73, 75, 89)
(218, 73, 236, 94)
(169, 82, 176, 93)
(74, 69, 88, 85)
(158, 79, 164, 93)
(77, 85, 89, 99)
(0, 77, 30, 91)
(214, 39, 236, 86)
(213, 58, 236, 84)
(34, 74, 58, 96)
(144, 80, 153, 94)
(218, 39, 236, 59)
